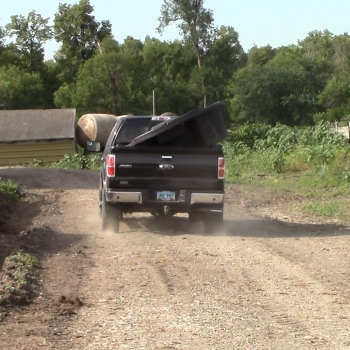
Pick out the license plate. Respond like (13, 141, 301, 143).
(157, 191, 175, 201)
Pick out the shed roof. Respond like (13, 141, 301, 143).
(0, 109, 76, 143)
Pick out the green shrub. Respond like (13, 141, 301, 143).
(224, 121, 350, 185)
(0, 179, 21, 201)
(304, 144, 337, 166)
(262, 149, 286, 173)
(32, 159, 44, 168)
(50, 153, 100, 170)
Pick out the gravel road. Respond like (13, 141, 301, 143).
(1, 168, 350, 350)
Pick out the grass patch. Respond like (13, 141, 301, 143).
(302, 200, 349, 221)
(0, 179, 21, 201)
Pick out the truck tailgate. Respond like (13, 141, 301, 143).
(107, 146, 224, 191)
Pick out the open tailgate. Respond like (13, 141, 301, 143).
(127, 101, 228, 148)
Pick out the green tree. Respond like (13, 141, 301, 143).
(0, 27, 5, 48)
(298, 30, 335, 61)
(55, 37, 130, 116)
(157, 0, 216, 105)
(204, 25, 246, 120)
(41, 60, 62, 108)
(54, 0, 112, 82)
(143, 37, 200, 114)
(77, 41, 128, 115)
(0, 65, 45, 109)
(229, 51, 324, 126)
(157, 0, 215, 69)
(54, 82, 76, 110)
(315, 34, 350, 122)
(5, 11, 53, 71)
(119, 36, 152, 114)
(247, 45, 276, 66)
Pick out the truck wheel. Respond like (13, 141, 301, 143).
(203, 211, 224, 233)
(101, 193, 120, 233)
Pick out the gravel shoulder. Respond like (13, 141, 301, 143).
(0, 168, 349, 350)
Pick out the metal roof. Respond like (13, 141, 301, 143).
(0, 109, 76, 143)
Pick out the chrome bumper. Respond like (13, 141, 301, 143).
(190, 193, 225, 205)
(104, 190, 224, 205)
(105, 191, 142, 203)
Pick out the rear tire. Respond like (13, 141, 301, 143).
(101, 192, 120, 233)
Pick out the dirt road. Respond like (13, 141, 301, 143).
(1, 168, 350, 349)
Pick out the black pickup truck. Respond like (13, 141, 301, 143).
(87, 102, 227, 233)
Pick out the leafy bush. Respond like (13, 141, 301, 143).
(227, 123, 271, 149)
(50, 153, 100, 170)
(0, 179, 21, 201)
(31, 147, 101, 170)
(224, 121, 350, 185)
(254, 123, 298, 154)
(32, 159, 44, 167)
(261, 148, 286, 173)
(307, 121, 346, 146)
(304, 144, 337, 166)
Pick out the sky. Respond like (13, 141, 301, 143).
(1, 0, 350, 59)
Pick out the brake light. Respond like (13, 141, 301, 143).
(106, 154, 115, 177)
(218, 157, 225, 179)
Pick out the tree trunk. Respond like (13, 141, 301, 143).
(195, 46, 206, 107)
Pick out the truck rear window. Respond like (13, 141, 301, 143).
(114, 119, 162, 145)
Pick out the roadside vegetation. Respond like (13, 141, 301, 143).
(223, 121, 350, 222)
(0, 250, 39, 321)
(32, 147, 100, 170)
(0, 179, 40, 321)
(0, 179, 21, 201)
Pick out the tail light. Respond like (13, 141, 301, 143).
(218, 157, 225, 179)
(106, 154, 116, 177)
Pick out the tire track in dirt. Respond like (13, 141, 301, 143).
(259, 235, 350, 304)
(67, 226, 274, 349)
(2, 168, 350, 349)
(206, 230, 350, 349)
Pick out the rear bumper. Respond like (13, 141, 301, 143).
(105, 189, 224, 208)
(190, 193, 224, 205)
(105, 191, 142, 203)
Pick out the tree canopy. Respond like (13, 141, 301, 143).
(0, 0, 349, 126)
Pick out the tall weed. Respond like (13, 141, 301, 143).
(224, 121, 349, 186)
(0, 179, 21, 201)
(31, 147, 100, 170)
